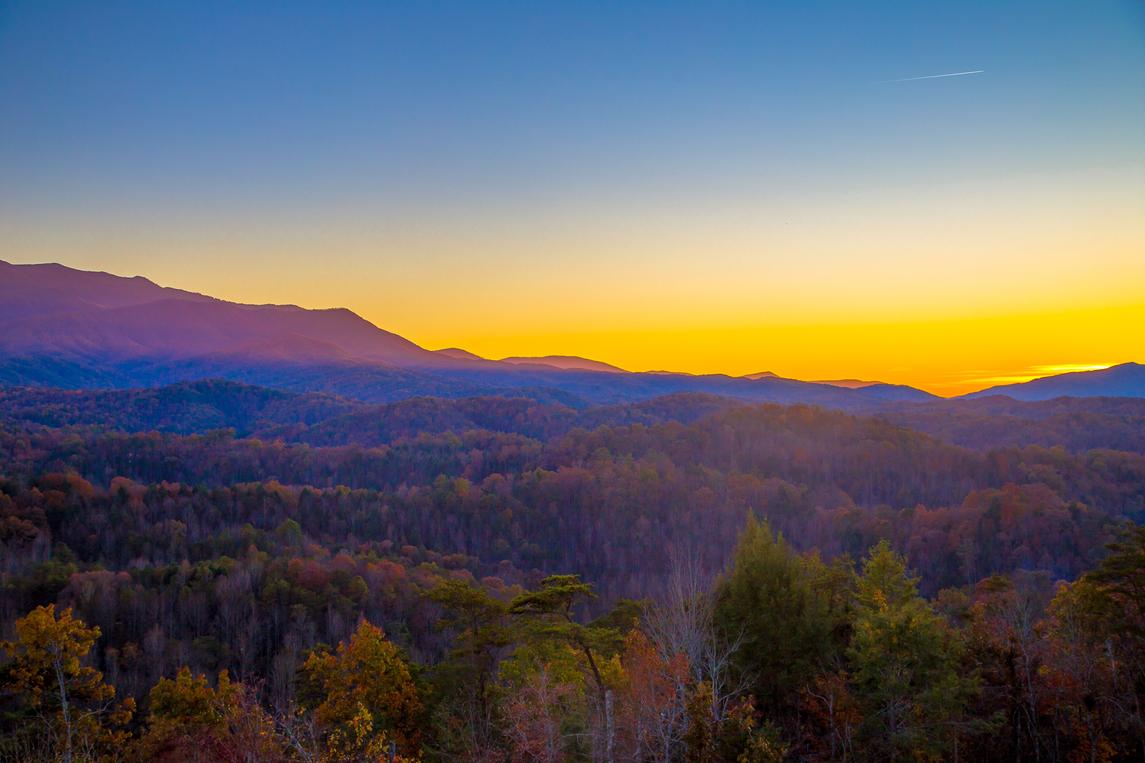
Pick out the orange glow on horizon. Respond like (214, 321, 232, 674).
(4, 166, 1142, 398)
(404, 304, 1144, 397)
(964, 363, 1118, 388)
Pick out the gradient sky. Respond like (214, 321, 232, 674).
(1, 1, 1143, 394)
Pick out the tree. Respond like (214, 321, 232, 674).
(1039, 579, 1123, 763)
(714, 518, 847, 716)
(644, 548, 745, 733)
(0, 604, 133, 763)
(502, 660, 584, 763)
(958, 574, 1051, 762)
(848, 542, 973, 762)
(510, 575, 622, 762)
(298, 619, 423, 760)
(613, 628, 690, 762)
(1084, 523, 1145, 758)
(424, 578, 511, 754)
(799, 671, 860, 762)
(683, 681, 717, 763)
(135, 666, 286, 762)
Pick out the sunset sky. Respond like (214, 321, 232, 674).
(1, 1, 1143, 395)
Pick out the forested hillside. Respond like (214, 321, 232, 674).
(2, 385, 1144, 761)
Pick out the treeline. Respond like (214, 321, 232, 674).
(3, 380, 1145, 453)
(0, 382, 735, 443)
(3, 522, 1144, 761)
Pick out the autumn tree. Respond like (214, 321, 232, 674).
(957, 573, 1052, 762)
(501, 659, 585, 763)
(510, 575, 622, 762)
(297, 619, 423, 761)
(613, 628, 690, 762)
(799, 670, 860, 762)
(683, 681, 717, 763)
(0, 604, 133, 763)
(134, 666, 285, 762)
(1039, 578, 1124, 763)
(1084, 523, 1145, 758)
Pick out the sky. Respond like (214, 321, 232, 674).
(1, 1, 1143, 395)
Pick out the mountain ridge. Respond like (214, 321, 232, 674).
(2, 259, 1139, 404)
(964, 362, 1145, 401)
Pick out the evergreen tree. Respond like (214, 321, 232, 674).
(714, 518, 847, 714)
(848, 541, 974, 761)
(424, 578, 511, 754)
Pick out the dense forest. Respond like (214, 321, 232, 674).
(2, 382, 1144, 761)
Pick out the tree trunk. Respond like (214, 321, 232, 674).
(605, 689, 615, 763)
(53, 653, 73, 763)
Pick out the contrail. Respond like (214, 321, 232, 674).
(878, 69, 984, 83)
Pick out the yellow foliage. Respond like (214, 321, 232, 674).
(300, 620, 423, 760)
(1, 605, 134, 761)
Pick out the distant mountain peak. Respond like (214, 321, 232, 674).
(0, 259, 459, 368)
(499, 355, 628, 374)
(434, 347, 485, 361)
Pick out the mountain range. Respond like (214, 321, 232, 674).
(1, 259, 1141, 406)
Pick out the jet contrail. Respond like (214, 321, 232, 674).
(879, 69, 984, 83)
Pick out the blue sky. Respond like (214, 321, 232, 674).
(1, 1, 1143, 391)
(3, 1, 1141, 216)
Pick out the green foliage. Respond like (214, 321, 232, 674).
(848, 541, 974, 761)
(424, 578, 512, 753)
(734, 719, 788, 763)
(715, 517, 851, 712)
(1085, 523, 1145, 646)
(509, 575, 623, 698)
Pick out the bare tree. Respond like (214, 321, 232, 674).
(641, 549, 749, 759)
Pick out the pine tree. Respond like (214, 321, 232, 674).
(848, 541, 973, 762)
